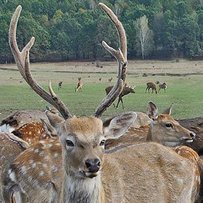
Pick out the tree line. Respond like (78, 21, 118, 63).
(0, 0, 203, 63)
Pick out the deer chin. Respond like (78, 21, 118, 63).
(180, 137, 194, 143)
(164, 141, 181, 147)
(79, 170, 99, 179)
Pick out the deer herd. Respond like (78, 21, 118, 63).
(0, 3, 202, 203)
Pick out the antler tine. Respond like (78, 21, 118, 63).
(9, 6, 72, 119)
(98, 3, 127, 62)
(94, 3, 128, 117)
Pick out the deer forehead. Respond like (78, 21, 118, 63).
(61, 116, 104, 141)
(158, 114, 178, 123)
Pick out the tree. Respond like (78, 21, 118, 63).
(134, 15, 154, 59)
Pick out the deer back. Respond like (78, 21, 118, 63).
(5, 116, 199, 203)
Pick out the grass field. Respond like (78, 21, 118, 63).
(0, 59, 202, 121)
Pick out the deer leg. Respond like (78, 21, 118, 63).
(116, 97, 121, 108)
(120, 97, 124, 109)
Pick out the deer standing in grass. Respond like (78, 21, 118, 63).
(3, 3, 200, 203)
(158, 82, 167, 92)
(145, 82, 157, 94)
(58, 81, 63, 90)
(105, 84, 135, 109)
(75, 77, 83, 92)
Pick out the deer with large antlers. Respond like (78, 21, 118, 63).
(3, 3, 200, 203)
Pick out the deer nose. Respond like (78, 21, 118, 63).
(85, 158, 100, 173)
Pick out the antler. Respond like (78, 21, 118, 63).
(94, 3, 128, 117)
(9, 5, 72, 119)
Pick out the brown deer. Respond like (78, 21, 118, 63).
(105, 84, 135, 109)
(58, 81, 63, 90)
(157, 81, 167, 92)
(0, 110, 57, 145)
(0, 110, 50, 133)
(145, 82, 157, 94)
(0, 132, 29, 203)
(105, 101, 196, 150)
(3, 4, 200, 203)
(75, 77, 83, 92)
(108, 77, 113, 82)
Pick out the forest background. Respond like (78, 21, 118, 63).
(0, 0, 203, 63)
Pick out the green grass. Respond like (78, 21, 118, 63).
(0, 74, 202, 120)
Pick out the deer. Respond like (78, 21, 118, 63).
(105, 83, 135, 109)
(108, 77, 113, 82)
(58, 81, 63, 90)
(145, 82, 157, 94)
(75, 77, 83, 92)
(2, 3, 200, 203)
(0, 110, 50, 133)
(0, 132, 29, 203)
(0, 109, 58, 145)
(157, 81, 167, 92)
(105, 101, 196, 150)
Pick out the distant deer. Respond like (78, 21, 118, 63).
(108, 77, 113, 82)
(75, 77, 83, 92)
(58, 81, 63, 90)
(158, 82, 167, 92)
(145, 82, 157, 94)
(105, 84, 135, 109)
(3, 4, 200, 203)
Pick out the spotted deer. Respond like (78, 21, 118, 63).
(0, 110, 49, 133)
(145, 82, 157, 94)
(0, 132, 29, 203)
(105, 101, 196, 149)
(75, 77, 83, 92)
(105, 84, 135, 109)
(0, 110, 57, 145)
(3, 3, 200, 203)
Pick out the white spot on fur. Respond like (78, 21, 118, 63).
(29, 160, 34, 164)
(51, 165, 58, 173)
(34, 149, 39, 153)
(8, 169, 16, 182)
(54, 153, 59, 158)
(39, 171, 45, 176)
(43, 163, 48, 168)
(32, 163, 37, 168)
(39, 151, 44, 156)
(21, 166, 27, 174)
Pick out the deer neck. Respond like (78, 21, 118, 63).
(61, 171, 104, 203)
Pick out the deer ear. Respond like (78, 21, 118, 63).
(41, 119, 58, 137)
(162, 103, 173, 115)
(46, 111, 64, 128)
(146, 101, 158, 120)
(103, 112, 137, 139)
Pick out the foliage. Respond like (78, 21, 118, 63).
(0, 0, 203, 62)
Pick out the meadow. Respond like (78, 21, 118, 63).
(0, 59, 202, 121)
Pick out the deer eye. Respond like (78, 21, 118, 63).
(66, 140, 75, 147)
(165, 123, 173, 128)
(99, 140, 106, 146)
